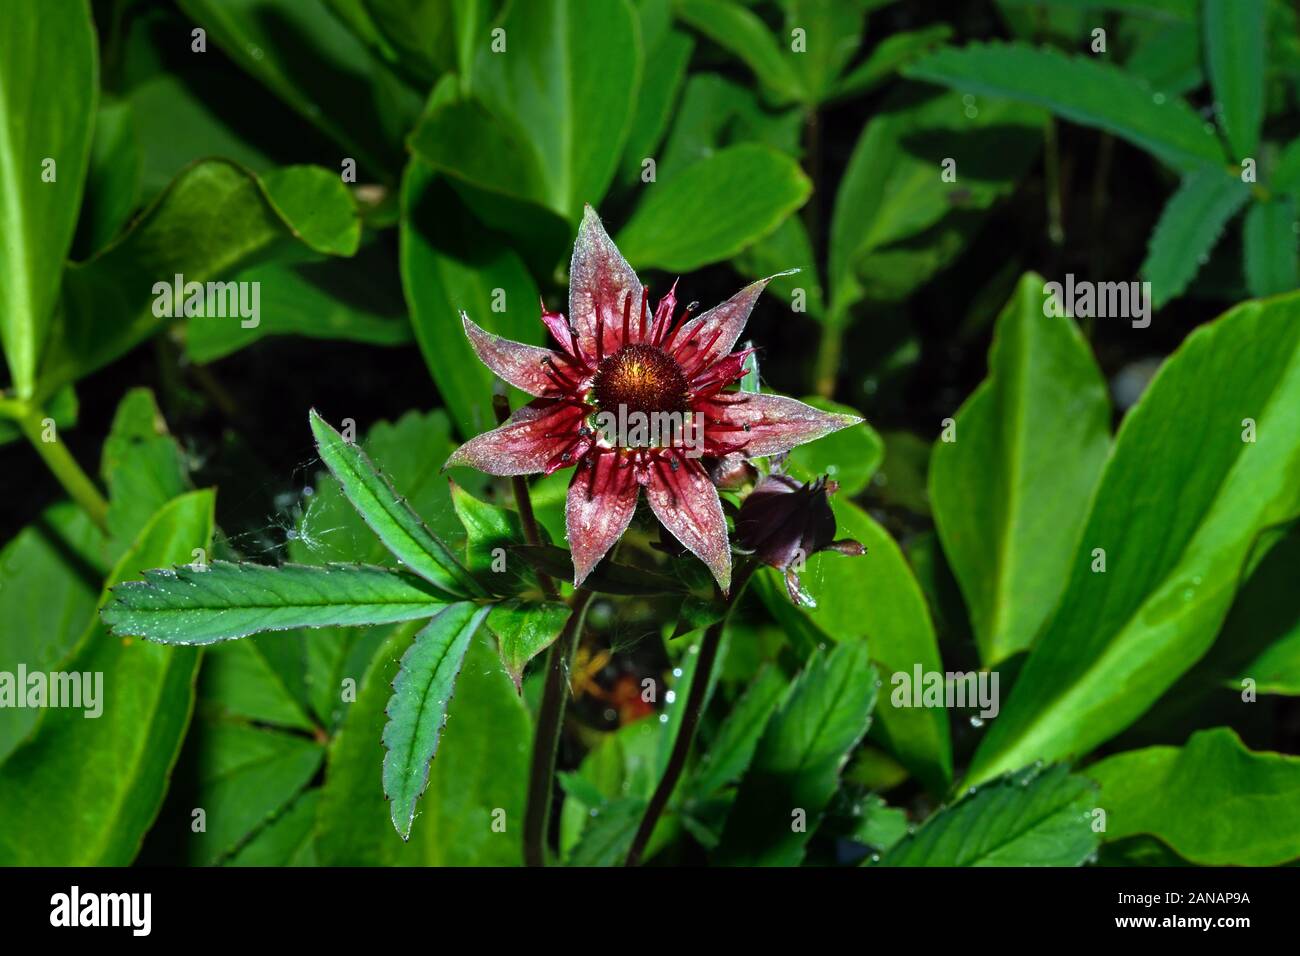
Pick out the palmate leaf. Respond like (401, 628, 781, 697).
(102, 561, 452, 645)
(310, 410, 483, 597)
(904, 41, 1225, 172)
(383, 602, 493, 840)
(875, 764, 1098, 867)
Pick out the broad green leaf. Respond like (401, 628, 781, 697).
(1140, 165, 1251, 309)
(0, 0, 96, 398)
(470, 0, 642, 219)
(317, 623, 530, 865)
(786, 396, 884, 495)
(449, 481, 537, 593)
(759, 499, 953, 793)
(1203, 0, 1266, 160)
(904, 41, 1225, 172)
(0, 502, 105, 764)
(876, 764, 1098, 866)
(618, 21, 693, 185)
(100, 388, 188, 562)
(565, 798, 646, 866)
(714, 644, 877, 866)
(1243, 197, 1298, 299)
(73, 98, 140, 257)
(676, 0, 803, 104)
(102, 560, 452, 645)
(486, 599, 571, 691)
(998, 0, 1197, 19)
(616, 144, 811, 271)
(0, 491, 214, 865)
(359, 0, 490, 82)
(202, 638, 317, 732)
(259, 165, 362, 256)
(399, 161, 543, 439)
(1221, 527, 1300, 695)
(187, 721, 324, 865)
(558, 718, 663, 858)
(1124, 19, 1203, 97)
(310, 409, 481, 597)
(1090, 727, 1300, 866)
(733, 215, 825, 320)
(968, 292, 1300, 784)
(830, 89, 1043, 318)
(848, 793, 910, 853)
(778, 0, 867, 105)
(383, 602, 492, 839)
(689, 665, 788, 799)
(1274, 137, 1300, 197)
(226, 789, 320, 866)
(830, 25, 953, 103)
(39, 161, 360, 402)
(930, 273, 1110, 664)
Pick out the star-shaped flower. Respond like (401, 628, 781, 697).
(446, 207, 859, 591)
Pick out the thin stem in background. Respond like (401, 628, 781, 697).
(1, 399, 109, 533)
(802, 106, 841, 400)
(624, 563, 756, 867)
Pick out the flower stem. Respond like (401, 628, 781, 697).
(0, 399, 109, 533)
(812, 322, 843, 399)
(623, 563, 756, 867)
(523, 586, 594, 866)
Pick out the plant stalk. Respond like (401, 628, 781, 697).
(1, 399, 109, 533)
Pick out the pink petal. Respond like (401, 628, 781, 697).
(445, 400, 584, 476)
(666, 272, 793, 376)
(569, 206, 643, 361)
(566, 451, 641, 586)
(645, 454, 731, 593)
(702, 392, 861, 457)
(462, 312, 574, 397)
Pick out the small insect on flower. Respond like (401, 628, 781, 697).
(445, 206, 859, 592)
(735, 474, 865, 607)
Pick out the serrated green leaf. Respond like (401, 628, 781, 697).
(690, 665, 788, 799)
(1090, 727, 1300, 865)
(565, 797, 646, 866)
(904, 41, 1224, 172)
(486, 600, 571, 692)
(830, 25, 953, 103)
(1204, 0, 1266, 160)
(968, 292, 1300, 784)
(310, 409, 481, 597)
(226, 788, 320, 866)
(876, 764, 1098, 866)
(103, 561, 452, 645)
(202, 637, 317, 732)
(1243, 197, 1298, 298)
(930, 273, 1111, 665)
(383, 602, 492, 839)
(1140, 165, 1250, 308)
(616, 144, 811, 272)
(715, 644, 877, 866)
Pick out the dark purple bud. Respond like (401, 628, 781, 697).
(708, 453, 758, 492)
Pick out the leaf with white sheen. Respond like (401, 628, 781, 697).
(1091, 727, 1300, 866)
(1141, 165, 1250, 308)
(904, 41, 1224, 172)
(968, 292, 1300, 785)
(102, 561, 451, 645)
(383, 603, 494, 839)
(930, 273, 1110, 665)
(0, 0, 96, 398)
(310, 409, 481, 597)
(876, 763, 1098, 866)
(1203, 0, 1266, 160)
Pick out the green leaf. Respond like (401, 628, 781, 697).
(102, 561, 452, 645)
(1273, 137, 1300, 197)
(930, 273, 1111, 664)
(310, 409, 481, 597)
(714, 643, 877, 866)
(1243, 197, 1298, 298)
(226, 789, 320, 866)
(383, 602, 492, 839)
(1215, 526, 1300, 695)
(759, 500, 953, 793)
(0, 502, 105, 764)
(786, 397, 884, 495)
(616, 144, 811, 271)
(449, 480, 539, 593)
(566, 798, 647, 866)
(619, 20, 693, 185)
(830, 25, 954, 103)
(904, 41, 1225, 172)
(676, 0, 803, 104)
(39, 161, 360, 401)
(100, 388, 188, 562)
(1203, 0, 1266, 160)
(469, 0, 642, 219)
(259, 165, 361, 256)
(202, 638, 317, 732)
(778, 0, 867, 105)
(1090, 727, 1300, 865)
(1140, 165, 1251, 309)
(512, 544, 684, 595)
(876, 764, 1098, 866)
(188, 721, 324, 865)
(0, 0, 96, 398)
(967, 292, 1300, 784)
(399, 161, 544, 439)
(848, 793, 910, 852)
(73, 98, 141, 257)
(689, 665, 788, 799)
(317, 622, 531, 864)
(0, 491, 215, 864)
(486, 600, 571, 692)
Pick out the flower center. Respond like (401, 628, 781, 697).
(592, 343, 688, 418)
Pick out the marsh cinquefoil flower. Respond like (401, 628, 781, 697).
(446, 207, 859, 591)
